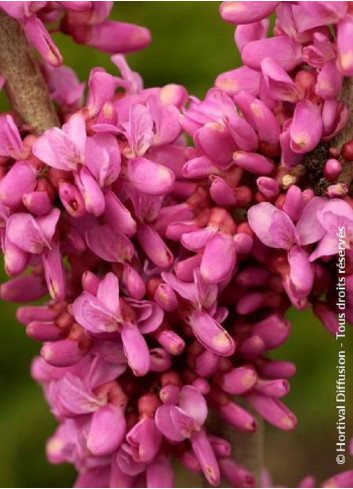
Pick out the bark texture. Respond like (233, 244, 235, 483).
(0, 10, 59, 133)
(337, 77, 353, 187)
(217, 400, 264, 487)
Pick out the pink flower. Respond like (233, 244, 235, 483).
(156, 385, 220, 486)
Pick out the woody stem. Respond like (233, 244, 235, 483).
(0, 10, 59, 133)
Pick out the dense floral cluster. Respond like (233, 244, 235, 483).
(0, 1, 353, 488)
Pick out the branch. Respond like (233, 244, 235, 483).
(336, 77, 353, 187)
(282, 77, 353, 194)
(231, 407, 264, 486)
(0, 10, 59, 133)
(218, 400, 264, 487)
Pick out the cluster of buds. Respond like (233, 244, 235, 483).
(0, 1, 353, 487)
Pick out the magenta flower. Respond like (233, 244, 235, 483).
(1, 3, 352, 488)
(156, 385, 220, 486)
(33, 113, 86, 171)
(248, 196, 328, 302)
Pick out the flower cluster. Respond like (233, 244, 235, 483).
(0, 1, 353, 488)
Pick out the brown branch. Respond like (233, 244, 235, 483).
(0, 10, 59, 133)
(216, 400, 263, 487)
(335, 77, 353, 150)
(231, 406, 264, 486)
(206, 400, 263, 487)
(336, 77, 353, 187)
(282, 77, 353, 194)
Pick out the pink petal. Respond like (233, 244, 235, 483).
(296, 197, 327, 245)
(315, 60, 342, 99)
(57, 373, 102, 415)
(21, 16, 62, 67)
(191, 429, 220, 486)
(63, 113, 86, 156)
(219, 1, 279, 24)
(128, 158, 175, 196)
(121, 322, 150, 376)
(70, 21, 151, 55)
(190, 310, 235, 357)
(309, 233, 340, 262)
(87, 405, 126, 456)
(337, 16, 353, 75)
(33, 128, 82, 171)
(103, 190, 136, 237)
(181, 227, 217, 252)
(200, 233, 236, 283)
(233, 91, 280, 144)
(288, 246, 314, 298)
(148, 97, 180, 146)
(290, 100, 322, 154)
(87, 68, 119, 117)
(297, 2, 347, 33)
(85, 223, 134, 263)
(96, 272, 120, 317)
(245, 393, 297, 430)
(215, 66, 260, 97)
(242, 36, 302, 72)
(137, 223, 173, 268)
(155, 405, 186, 442)
(179, 385, 208, 426)
(235, 20, 269, 52)
(123, 103, 154, 156)
(248, 203, 297, 250)
(72, 292, 119, 334)
(7, 213, 49, 254)
(146, 456, 174, 489)
(161, 271, 197, 302)
(126, 418, 162, 463)
(194, 123, 235, 167)
(0, 115, 24, 159)
(74, 167, 105, 217)
(261, 57, 300, 102)
(0, 160, 38, 208)
(233, 151, 274, 175)
(42, 244, 66, 300)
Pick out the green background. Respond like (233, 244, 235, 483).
(0, 2, 352, 487)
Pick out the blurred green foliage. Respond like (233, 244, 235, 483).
(0, 2, 352, 487)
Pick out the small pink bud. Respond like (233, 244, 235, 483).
(16, 305, 57, 325)
(0, 160, 38, 208)
(245, 393, 297, 431)
(218, 366, 257, 395)
(41, 334, 91, 367)
(341, 139, 353, 161)
(59, 182, 86, 218)
(154, 283, 178, 312)
(160, 384, 180, 405)
(233, 151, 274, 175)
(195, 350, 220, 377)
(155, 328, 185, 356)
(23, 191, 52, 215)
(219, 458, 255, 488)
(324, 158, 342, 181)
(208, 435, 231, 458)
(149, 348, 172, 372)
(259, 360, 296, 379)
(26, 321, 67, 342)
(254, 378, 290, 398)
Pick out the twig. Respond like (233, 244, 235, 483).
(0, 10, 59, 133)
